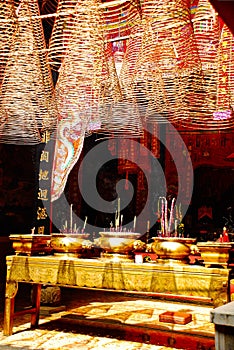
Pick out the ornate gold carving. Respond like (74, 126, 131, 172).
(5, 281, 18, 299)
(5, 256, 230, 307)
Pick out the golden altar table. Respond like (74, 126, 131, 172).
(3, 255, 232, 336)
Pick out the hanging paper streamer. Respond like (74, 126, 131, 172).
(51, 113, 86, 202)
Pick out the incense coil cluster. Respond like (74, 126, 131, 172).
(49, 0, 143, 138)
(175, 0, 234, 130)
(0, 0, 57, 144)
(1, 0, 234, 146)
(119, 0, 202, 125)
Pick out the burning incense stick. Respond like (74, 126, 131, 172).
(83, 216, 87, 230)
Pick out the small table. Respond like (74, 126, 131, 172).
(3, 255, 232, 336)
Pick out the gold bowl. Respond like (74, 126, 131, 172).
(96, 231, 142, 255)
(51, 233, 93, 256)
(151, 237, 196, 262)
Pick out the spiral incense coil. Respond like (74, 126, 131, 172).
(119, 0, 199, 124)
(51, 0, 143, 137)
(141, 0, 190, 30)
(178, 0, 234, 130)
(100, 0, 141, 41)
(97, 39, 143, 138)
(0, 0, 57, 144)
(0, 0, 233, 145)
(0, 0, 16, 86)
(47, 0, 78, 71)
(190, 0, 220, 125)
(54, 0, 112, 125)
(48, 0, 141, 71)
(215, 24, 234, 120)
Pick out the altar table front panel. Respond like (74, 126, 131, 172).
(5, 255, 230, 307)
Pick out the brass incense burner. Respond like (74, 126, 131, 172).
(51, 233, 93, 257)
(96, 231, 142, 260)
(9, 234, 52, 256)
(197, 242, 234, 268)
(151, 236, 197, 264)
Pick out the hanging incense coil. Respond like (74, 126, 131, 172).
(98, 0, 143, 137)
(100, 0, 141, 40)
(1, 0, 233, 144)
(0, 0, 57, 145)
(118, 0, 203, 124)
(0, 0, 16, 86)
(50, 0, 143, 138)
(53, 0, 112, 126)
(97, 41, 143, 137)
(177, 0, 234, 130)
(48, 0, 140, 71)
(47, 0, 78, 71)
(187, 0, 220, 128)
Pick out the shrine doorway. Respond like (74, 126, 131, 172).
(190, 166, 234, 240)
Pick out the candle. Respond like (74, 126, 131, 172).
(120, 214, 123, 227)
(70, 204, 73, 232)
(133, 216, 136, 231)
(65, 220, 67, 229)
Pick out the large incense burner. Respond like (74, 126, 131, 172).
(51, 233, 92, 257)
(149, 197, 197, 264)
(151, 236, 197, 263)
(9, 234, 52, 256)
(197, 241, 234, 268)
(96, 231, 142, 259)
(95, 197, 143, 260)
